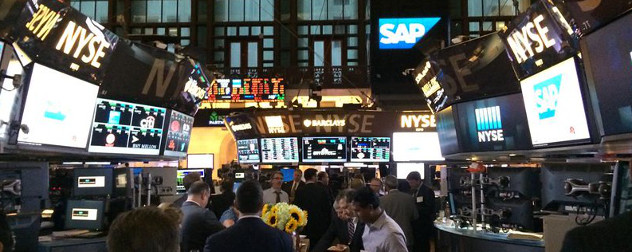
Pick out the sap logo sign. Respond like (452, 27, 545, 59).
(534, 75, 562, 120)
(379, 18, 440, 49)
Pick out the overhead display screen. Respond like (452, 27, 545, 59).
(18, 63, 99, 149)
(187, 154, 214, 168)
(520, 57, 590, 147)
(393, 132, 444, 161)
(204, 77, 285, 103)
(350, 137, 391, 162)
(88, 98, 166, 155)
(162, 110, 194, 157)
(237, 138, 261, 163)
(581, 13, 632, 137)
(302, 137, 347, 163)
(260, 137, 299, 163)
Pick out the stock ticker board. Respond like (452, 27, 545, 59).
(202, 77, 286, 104)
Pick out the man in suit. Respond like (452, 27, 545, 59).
(381, 175, 419, 251)
(282, 169, 304, 203)
(181, 181, 225, 252)
(314, 189, 365, 252)
(204, 180, 292, 252)
(262, 171, 289, 204)
(407, 172, 436, 252)
(294, 168, 332, 250)
(369, 178, 384, 197)
(561, 210, 632, 252)
(173, 172, 202, 208)
(317, 171, 334, 205)
(210, 180, 235, 217)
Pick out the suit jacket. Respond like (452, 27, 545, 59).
(173, 193, 187, 208)
(294, 182, 332, 248)
(313, 215, 365, 252)
(181, 201, 225, 252)
(380, 190, 419, 246)
(561, 211, 632, 252)
(411, 184, 436, 237)
(210, 191, 235, 217)
(282, 180, 305, 202)
(204, 217, 293, 252)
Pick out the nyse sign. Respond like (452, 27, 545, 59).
(505, 15, 556, 64)
(476, 106, 504, 142)
(256, 113, 378, 135)
(400, 114, 436, 131)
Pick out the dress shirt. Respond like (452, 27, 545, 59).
(362, 210, 408, 252)
(263, 188, 289, 205)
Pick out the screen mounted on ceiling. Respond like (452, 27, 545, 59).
(162, 110, 194, 157)
(392, 132, 444, 161)
(520, 57, 590, 147)
(302, 137, 347, 163)
(260, 137, 299, 163)
(350, 137, 391, 162)
(237, 138, 261, 164)
(88, 98, 166, 155)
(18, 63, 99, 149)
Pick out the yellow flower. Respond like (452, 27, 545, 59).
(262, 204, 270, 216)
(289, 207, 304, 225)
(285, 218, 299, 233)
(265, 212, 279, 227)
(301, 210, 308, 226)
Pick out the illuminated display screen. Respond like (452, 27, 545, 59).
(88, 99, 166, 155)
(204, 77, 285, 103)
(260, 137, 299, 163)
(237, 139, 261, 163)
(302, 137, 347, 163)
(350, 137, 391, 162)
(162, 110, 194, 157)
(393, 132, 444, 161)
(176, 169, 205, 191)
(187, 154, 214, 168)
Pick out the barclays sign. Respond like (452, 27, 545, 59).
(378, 17, 440, 49)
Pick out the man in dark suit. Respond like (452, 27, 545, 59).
(181, 181, 225, 252)
(294, 168, 332, 250)
(204, 180, 292, 252)
(173, 172, 202, 208)
(561, 211, 632, 252)
(314, 189, 365, 252)
(209, 180, 236, 217)
(381, 175, 419, 251)
(407, 172, 436, 252)
(282, 169, 305, 203)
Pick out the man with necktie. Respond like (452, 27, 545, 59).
(263, 171, 289, 205)
(282, 169, 305, 203)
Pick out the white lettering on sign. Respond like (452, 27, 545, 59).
(380, 23, 426, 45)
(477, 130, 504, 142)
(400, 114, 436, 129)
(506, 15, 556, 64)
(230, 123, 252, 132)
(303, 119, 346, 127)
(184, 77, 207, 100)
(24, 5, 60, 41)
(55, 19, 111, 68)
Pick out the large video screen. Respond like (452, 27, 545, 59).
(396, 163, 425, 180)
(302, 137, 347, 163)
(204, 77, 285, 103)
(88, 99, 166, 155)
(350, 137, 391, 162)
(162, 110, 194, 157)
(581, 13, 632, 137)
(187, 154, 214, 168)
(393, 132, 444, 161)
(237, 138, 261, 163)
(260, 137, 299, 163)
(520, 57, 591, 147)
(18, 64, 99, 148)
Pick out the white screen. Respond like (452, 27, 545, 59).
(260, 137, 300, 163)
(77, 176, 106, 188)
(520, 58, 590, 146)
(187, 154, 214, 168)
(18, 64, 99, 148)
(393, 132, 444, 161)
(71, 208, 98, 221)
(397, 163, 425, 179)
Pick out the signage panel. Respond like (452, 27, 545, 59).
(237, 138, 261, 164)
(260, 137, 299, 163)
(378, 17, 440, 49)
(203, 77, 285, 103)
(350, 137, 391, 162)
(162, 110, 194, 157)
(302, 137, 348, 163)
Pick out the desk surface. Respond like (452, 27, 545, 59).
(39, 236, 106, 247)
(435, 222, 545, 248)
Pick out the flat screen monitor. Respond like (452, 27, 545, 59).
(486, 167, 540, 199)
(237, 138, 261, 163)
(580, 13, 632, 137)
(18, 63, 99, 148)
(392, 132, 444, 161)
(350, 137, 391, 162)
(396, 163, 425, 179)
(520, 57, 591, 147)
(176, 169, 205, 191)
(260, 137, 300, 163)
(73, 168, 114, 197)
(301, 136, 347, 163)
(541, 163, 612, 213)
(65, 200, 105, 230)
(187, 154, 214, 169)
(88, 98, 167, 155)
(280, 168, 295, 182)
(162, 110, 194, 157)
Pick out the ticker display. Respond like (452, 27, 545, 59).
(204, 78, 285, 103)
(237, 138, 261, 163)
(302, 137, 348, 163)
(350, 137, 391, 162)
(260, 137, 299, 163)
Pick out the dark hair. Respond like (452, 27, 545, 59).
(183, 172, 202, 191)
(107, 207, 179, 252)
(220, 180, 234, 193)
(406, 171, 422, 181)
(188, 181, 210, 195)
(317, 171, 328, 181)
(336, 189, 357, 203)
(235, 180, 263, 214)
(304, 168, 318, 180)
(353, 187, 380, 209)
(384, 175, 398, 190)
(0, 212, 14, 252)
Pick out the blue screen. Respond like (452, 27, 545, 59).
(280, 169, 295, 182)
(378, 17, 440, 49)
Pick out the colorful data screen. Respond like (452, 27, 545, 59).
(162, 110, 194, 157)
(302, 137, 348, 163)
(204, 77, 285, 103)
(237, 138, 261, 163)
(89, 99, 166, 155)
(260, 137, 299, 163)
(350, 137, 391, 162)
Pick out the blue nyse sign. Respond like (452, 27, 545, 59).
(378, 17, 440, 49)
(475, 106, 504, 142)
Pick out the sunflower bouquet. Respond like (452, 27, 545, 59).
(262, 202, 308, 234)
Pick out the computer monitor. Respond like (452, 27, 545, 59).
(396, 163, 425, 180)
(487, 198, 535, 231)
(486, 167, 541, 199)
(187, 154, 214, 168)
(301, 136, 348, 163)
(541, 163, 612, 213)
(176, 169, 205, 191)
(65, 200, 105, 230)
(350, 137, 391, 162)
(280, 168, 295, 182)
(73, 168, 114, 196)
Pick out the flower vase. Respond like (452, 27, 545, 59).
(292, 231, 301, 252)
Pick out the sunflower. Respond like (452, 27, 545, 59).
(262, 204, 270, 216)
(265, 212, 279, 227)
(285, 218, 299, 233)
(288, 207, 303, 224)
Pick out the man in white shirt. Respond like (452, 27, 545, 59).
(263, 171, 289, 204)
(353, 187, 408, 252)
